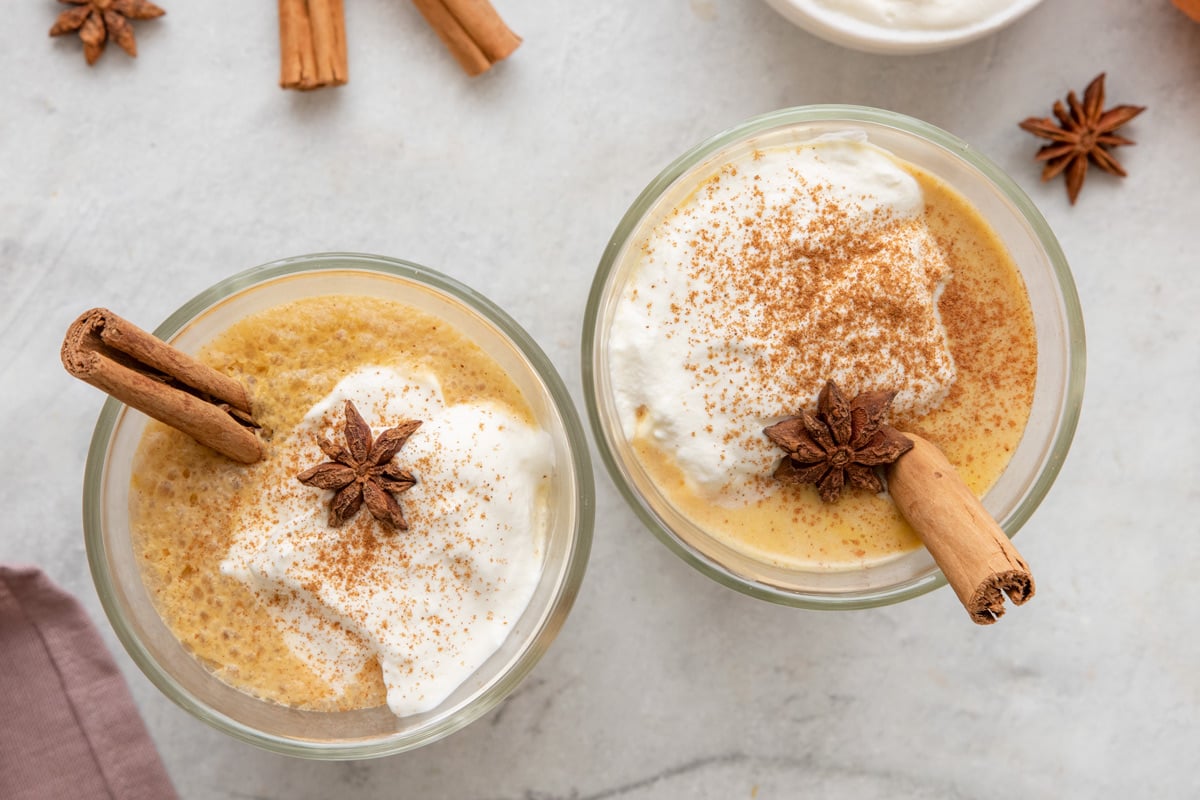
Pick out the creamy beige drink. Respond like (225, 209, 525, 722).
(608, 137, 1037, 570)
(131, 294, 552, 715)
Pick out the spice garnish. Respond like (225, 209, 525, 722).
(1172, 0, 1200, 23)
(50, 0, 165, 65)
(297, 400, 420, 531)
(1018, 73, 1146, 205)
(62, 308, 263, 463)
(410, 0, 522, 77)
(278, 0, 347, 90)
(763, 380, 912, 503)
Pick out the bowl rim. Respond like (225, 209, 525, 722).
(761, 0, 1046, 54)
(83, 252, 595, 758)
(581, 105, 1085, 609)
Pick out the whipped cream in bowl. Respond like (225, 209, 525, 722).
(84, 255, 593, 758)
(609, 136, 957, 502)
(762, 0, 1046, 54)
(583, 107, 1084, 608)
(221, 366, 553, 718)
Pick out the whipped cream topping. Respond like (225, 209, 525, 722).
(220, 367, 552, 717)
(810, 0, 1023, 32)
(609, 137, 955, 500)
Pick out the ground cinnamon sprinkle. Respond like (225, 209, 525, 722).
(645, 160, 956, 454)
(131, 295, 544, 712)
(247, 400, 504, 672)
(613, 141, 1037, 570)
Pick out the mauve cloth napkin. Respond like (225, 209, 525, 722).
(0, 565, 178, 800)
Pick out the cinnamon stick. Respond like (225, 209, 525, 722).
(279, 0, 348, 90)
(62, 309, 263, 464)
(1173, 0, 1200, 22)
(411, 0, 521, 76)
(887, 434, 1034, 625)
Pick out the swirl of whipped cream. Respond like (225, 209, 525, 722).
(221, 366, 552, 716)
(609, 137, 955, 501)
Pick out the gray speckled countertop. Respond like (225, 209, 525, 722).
(3, 0, 1199, 797)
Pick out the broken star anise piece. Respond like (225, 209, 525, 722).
(1018, 73, 1146, 205)
(297, 400, 421, 531)
(50, 0, 166, 66)
(763, 380, 913, 504)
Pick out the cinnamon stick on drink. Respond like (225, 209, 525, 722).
(61, 309, 263, 464)
(279, 0, 348, 90)
(411, 0, 521, 76)
(887, 434, 1034, 625)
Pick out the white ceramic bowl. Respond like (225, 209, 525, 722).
(762, 0, 1045, 54)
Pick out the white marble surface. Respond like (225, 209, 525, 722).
(3, 0, 1198, 797)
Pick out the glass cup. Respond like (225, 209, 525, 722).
(583, 106, 1084, 609)
(83, 253, 594, 758)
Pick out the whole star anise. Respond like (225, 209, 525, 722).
(763, 380, 913, 504)
(297, 401, 421, 531)
(1018, 73, 1146, 205)
(50, 0, 165, 66)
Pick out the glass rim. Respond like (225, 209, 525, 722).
(83, 252, 595, 758)
(764, 0, 1047, 50)
(582, 105, 1085, 609)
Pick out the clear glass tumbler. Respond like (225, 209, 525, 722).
(583, 106, 1084, 609)
(84, 253, 594, 758)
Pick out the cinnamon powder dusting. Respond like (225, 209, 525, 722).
(221, 371, 546, 716)
(613, 142, 1037, 570)
(131, 296, 546, 713)
(663, 166, 953, 423)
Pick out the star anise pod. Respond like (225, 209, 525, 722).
(1018, 73, 1146, 205)
(297, 400, 421, 531)
(50, 0, 166, 66)
(763, 380, 913, 504)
